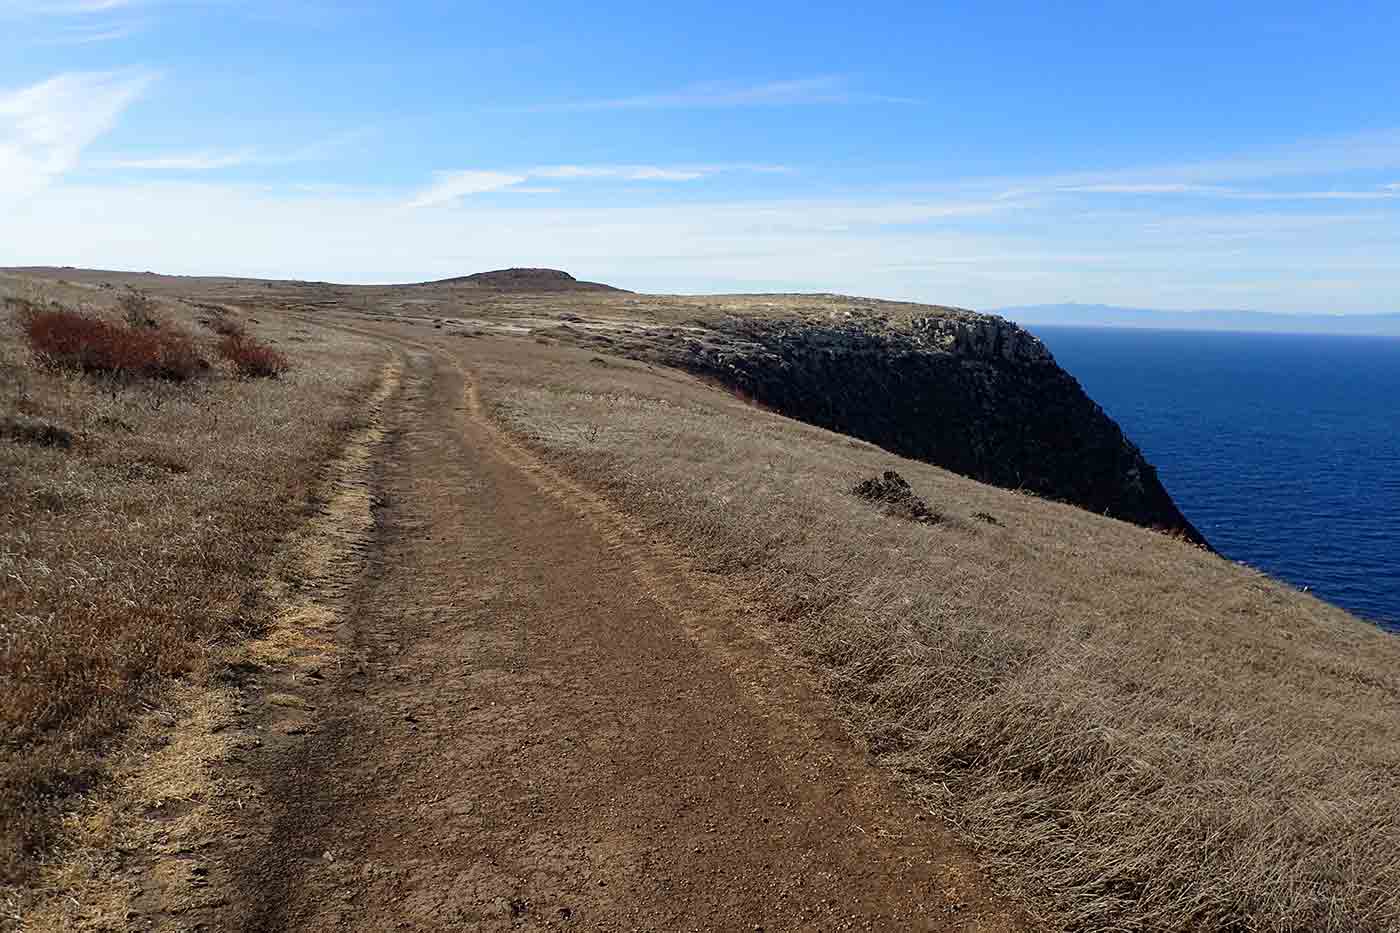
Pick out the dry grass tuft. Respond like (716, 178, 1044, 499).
(218, 333, 288, 378)
(473, 342, 1400, 933)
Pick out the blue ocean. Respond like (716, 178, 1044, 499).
(1030, 326, 1400, 632)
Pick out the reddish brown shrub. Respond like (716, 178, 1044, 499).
(146, 329, 203, 381)
(20, 305, 203, 381)
(219, 334, 288, 378)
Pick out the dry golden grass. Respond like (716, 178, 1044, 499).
(8, 267, 1399, 930)
(16, 352, 401, 933)
(0, 277, 386, 897)
(471, 341, 1400, 933)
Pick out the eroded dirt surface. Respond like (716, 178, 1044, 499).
(134, 332, 1029, 932)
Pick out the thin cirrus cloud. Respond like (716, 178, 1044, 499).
(532, 165, 707, 181)
(406, 163, 789, 208)
(0, 68, 155, 201)
(95, 130, 376, 173)
(7, 0, 157, 45)
(510, 76, 918, 112)
(101, 149, 260, 170)
(30, 21, 140, 42)
(1056, 182, 1399, 201)
(1224, 188, 1400, 201)
(971, 132, 1400, 206)
(1031, 129, 1400, 194)
(5, 1, 144, 12)
(1057, 183, 1225, 195)
(406, 170, 529, 208)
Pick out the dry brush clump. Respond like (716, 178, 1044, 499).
(116, 288, 161, 330)
(851, 470, 944, 524)
(17, 299, 203, 382)
(0, 282, 382, 890)
(218, 333, 289, 378)
(206, 312, 246, 337)
(474, 344, 1400, 933)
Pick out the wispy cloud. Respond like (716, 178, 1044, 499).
(406, 163, 788, 208)
(531, 164, 707, 181)
(30, 21, 139, 42)
(1223, 188, 1400, 201)
(406, 170, 529, 208)
(512, 76, 916, 112)
(0, 69, 154, 201)
(1017, 129, 1400, 196)
(102, 148, 258, 170)
(1059, 183, 1224, 195)
(1056, 181, 1399, 201)
(939, 132, 1400, 211)
(1180, 128, 1400, 181)
(94, 129, 374, 173)
(4, 0, 156, 44)
(4, 0, 143, 12)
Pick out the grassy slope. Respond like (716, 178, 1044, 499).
(0, 275, 386, 896)
(7, 268, 1400, 930)
(469, 339, 1400, 932)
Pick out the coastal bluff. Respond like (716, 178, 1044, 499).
(638, 304, 1210, 547)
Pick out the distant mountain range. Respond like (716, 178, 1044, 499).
(995, 303, 1400, 337)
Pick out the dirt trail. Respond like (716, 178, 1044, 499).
(156, 334, 1029, 931)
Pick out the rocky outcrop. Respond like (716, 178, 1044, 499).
(661, 309, 1209, 547)
(910, 314, 1055, 362)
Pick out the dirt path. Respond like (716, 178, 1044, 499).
(154, 335, 1028, 931)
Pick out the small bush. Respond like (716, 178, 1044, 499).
(146, 329, 203, 381)
(195, 303, 245, 337)
(852, 470, 944, 524)
(208, 314, 245, 337)
(117, 289, 160, 329)
(219, 334, 288, 378)
(21, 304, 203, 382)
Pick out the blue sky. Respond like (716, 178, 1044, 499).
(3, 1, 1399, 312)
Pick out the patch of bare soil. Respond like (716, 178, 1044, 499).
(94, 325, 1025, 931)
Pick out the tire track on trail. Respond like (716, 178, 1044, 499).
(460, 377, 765, 671)
(20, 350, 407, 932)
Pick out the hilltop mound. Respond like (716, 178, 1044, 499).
(423, 268, 626, 293)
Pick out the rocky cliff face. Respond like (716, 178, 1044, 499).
(659, 309, 1209, 547)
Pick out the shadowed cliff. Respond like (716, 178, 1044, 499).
(649, 308, 1210, 547)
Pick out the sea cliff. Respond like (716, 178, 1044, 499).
(641, 306, 1209, 546)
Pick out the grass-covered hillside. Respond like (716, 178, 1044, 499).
(4, 267, 1399, 931)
